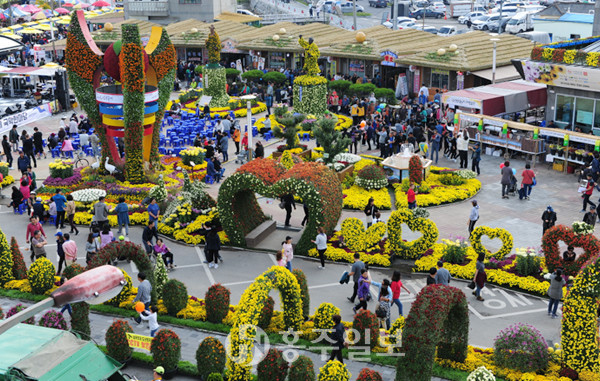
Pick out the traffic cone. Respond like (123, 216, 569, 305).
(444, 12, 447, 20)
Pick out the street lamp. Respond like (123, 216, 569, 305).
(0, 265, 125, 334)
(490, 38, 500, 85)
(241, 94, 256, 162)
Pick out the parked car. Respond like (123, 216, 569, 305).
(411, 25, 439, 33)
(472, 13, 500, 30)
(369, 0, 388, 7)
(488, 16, 511, 32)
(409, 8, 445, 19)
(237, 9, 258, 16)
(428, 1, 446, 11)
(458, 11, 485, 24)
(382, 17, 416, 28)
(339, 2, 365, 12)
(437, 25, 457, 36)
(505, 12, 534, 33)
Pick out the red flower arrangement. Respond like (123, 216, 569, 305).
(531, 46, 543, 61)
(256, 348, 288, 381)
(65, 32, 102, 83)
(150, 329, 181, 372)
(205, 283, 231, 324)
(10, 237, 27, 280)
(105, 319, 133, 362)
(409, 155, 423, 184)
(236, 158, 286, 186)
(357, 368, 383, 381)
(541, 224, 600, 276)
(352, 310, 380, 349)
(150, 45, 177, 80)
(552, 48, 566, 63)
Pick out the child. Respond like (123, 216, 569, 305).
(140, 305, 159, 337)
(276, 250, 286, 267)
(372, 211, 384, 224)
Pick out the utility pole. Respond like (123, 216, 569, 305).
(498, 0, 503, 33)
(392, 0, 398, 30)
(353, 0, 357, 30)
(593, 0, 600, 36)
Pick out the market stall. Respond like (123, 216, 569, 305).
(443, 80, 547, 121)
(458, 112, 600, 173)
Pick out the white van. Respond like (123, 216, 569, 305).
(516, 31, 551, 44)
(506, 12, 533, 33)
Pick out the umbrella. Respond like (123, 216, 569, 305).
(92, 0, 110, 6)
(55, 7, 70, 14)
(56, 18, 70, 25)
(42, 62, 62, 68)
(62, 3, 75, 7)
(8, 6, 29, 18)
(19, 27, 43, 34)
(32, 12, 47, 20)
(43, 9, 54, 17)
(79, 2, 91, 8)
(23, 21, 39, 26)
(1, 32, 22, 40)
(21, 4, 41, 13)
(73, 3, 82, 9)
(37, 24, 57, 31)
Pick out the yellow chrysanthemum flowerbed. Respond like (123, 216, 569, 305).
(255, 113, 351, 135)
(414, 242, 558, 296)
(1, 175, 14, 188)
(394, 168, 481, 208)
(343, 185, 391, 210)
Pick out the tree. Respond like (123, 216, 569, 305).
(313, 118, 350, 164)
(241, 70, 263, 82)
(10, 237, 27, 280)
(263, 71, 287, 84)
(328, 80, 352, 96)
(273, 112, 305, 150)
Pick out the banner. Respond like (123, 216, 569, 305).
(520, 60, 600, 92)
(442, 95, 482, 109)
(126, 332, 152, 351)
(396, 73, 408, 98)
(380, 50, 398, 67)
(0, 103, 52, 133)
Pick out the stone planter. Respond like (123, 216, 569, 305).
(337, 164, 354, 182)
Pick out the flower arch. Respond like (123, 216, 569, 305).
(226, 266, 303, 380)
(561, 256, 600, 373)
(217, 161, 343, 255)
(541, 224, 600, 276)
(396, 285, 469, 381)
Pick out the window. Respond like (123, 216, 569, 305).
(595, 100, 600, 130)
(575, 97, 594, 132)
(555, 95, 574, 127)
(570, 34, 581, 40)
(431, 69, 449, 89)
(180, 0, 201, 3)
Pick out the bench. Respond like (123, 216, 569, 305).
(245, 220, 276, 248)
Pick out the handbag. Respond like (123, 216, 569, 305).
(279, 202, 285, 209)
(375, 303, 386, 318)
(532, 177, 537, 186)
(467, 281, 476, 290)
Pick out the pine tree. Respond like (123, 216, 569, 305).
(10, 237, 27, 280)
(273, 112, 305, 150)
(313, 118, 350, 164)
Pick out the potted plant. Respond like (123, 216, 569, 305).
(162, 279, 188, 316)
(549, 144, 557, 155)
(196, 337, 226, 379)
(205, 284, 231, 324)
(568, 147, 577, 160)
(576, 149, 585, 161)
(151, 329, 181, 379)
(105, 319, 134, 364)
(556, 146, 564, 157)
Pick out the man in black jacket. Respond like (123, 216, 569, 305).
(2, 135, 12, 168)
(142, 221, 158, 255)
(329, 314, 346, 363)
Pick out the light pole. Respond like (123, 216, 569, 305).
(353, 0, 357, 30)
(490, 38, 500, 84)
(392, 0, 398, 30)
(241, 94, 256, 162)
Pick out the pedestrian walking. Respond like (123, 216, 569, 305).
(312, 226, 327, 269)
(282, 236, 294, 271)
(26, 216, 45, 261)
(9, 125, 18, 152)
(52, 189, 67, 229)
(520, 163, 536, 200)
(328, 314, 346, 363)
(435, 261, 451, 285)
(301, 204, 309, 227)
(547, 269, 567, 319)
(142, 221, 158, 255)
(66, 194, 79, 235)
(377, 279, 392, 329)
(427, 267, 437, 285)
(203, 222, 221, 269)
(55, 232, 65, 275)
(281, 193, 296, 227)
(140, 305, 160, 337)
(582, 174, 597, 212)
(584, 207, 598, 228)
(115, 197, 130, 236)
(219, 133, 229, 162)
(468, 200, 479, 235)
(16, 151, 30, 174)
(470, 141, 481, 175)
(457, 129, 469, 168)
(352, 269, 371, 314)
(364, 197, 378, 227)
(31, 230, 47, 260)
(407, 183, 416, 210)
(2, 135, 12, 168)
(542, 205, 557, 235)
(85, 231, 100, 265)
(391, 271, 410, 316)
(93, 196, 110, 230)
(430, 130, 441, 164)
(99, 224, 114, 249)
(276, 250, 286, 267)
(63, 233, 77, 267)
(473, 253, 486, 302)
(133, 272, 152, 323)
(501, 161, 513, 199)
(347, 253, 365, 303)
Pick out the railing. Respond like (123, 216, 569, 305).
(127, 0, 170, 17)
(260, 13, 328, 24)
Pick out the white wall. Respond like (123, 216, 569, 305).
(533, 20, 593, 42)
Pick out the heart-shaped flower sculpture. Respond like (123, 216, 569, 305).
(469, 226, 513, 260)
(388, 209, 439, 259)
(341, 218, 386, 252)
(541, 224, 600, 276)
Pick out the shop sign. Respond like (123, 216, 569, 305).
(457, 71, 464, 90)
(413, 68, 420, 94)
(520, 60, 600, 92)
(380, 50, 398, 67)
(349, 60, 364, 72)
(443, 95, 481, 109)
(540, 128, 598, 145)
(222, 39, 241, 54)
(0, 103, 52, 132)
(126, 333, 152, 351)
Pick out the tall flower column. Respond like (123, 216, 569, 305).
(293, 36, 327, 116)
(203, 25, 230, 107)
(120, 24, 145, 182)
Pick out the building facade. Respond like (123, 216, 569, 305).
(124, 0, 236, 24)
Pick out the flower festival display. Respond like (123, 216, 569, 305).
(340, 218, 386, 252)
(218, 161, 342, 255)
(494, 323, 549, 373)
(469, 226, 514, 260)
(317, 361, 351, 381)
(396, 285, 469, 381)
(203, 25, 230, 107)
(48, 159, 74, 179)
(354, 164, 388, 190)
(151, 329, 181, 373)
(0, 227, 14, 286)
(388, 209, 439, 259)
(467, 366, 496, 381)
(409, 154, 423, 184)
(38, 310, 68, 331)
(293, 36, 327, 115)
(572, 220, 594, 236)
(196, 337, 227, 380)
(70, 188, 107, 203)
(542, 224, 600, 276)
(65, 10, 176, 178)
(105, 319, 134, 363)
(27, 257, 55, 294)
(226, 266, 303, 380)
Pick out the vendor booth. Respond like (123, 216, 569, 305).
(443, 80, 547, 121)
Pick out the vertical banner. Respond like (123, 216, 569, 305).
(413, 68, 421, 96)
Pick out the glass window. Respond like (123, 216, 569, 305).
(575, 97, 594, 133)
(180, 0, 201, 3)
(555, 95, 574, 127)
(431, 70, 449, 89)
(595, 100, 600, 130)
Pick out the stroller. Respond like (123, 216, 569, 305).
(507, 175, 518, 196)
(235, 149, 248, 164)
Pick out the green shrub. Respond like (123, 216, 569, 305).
(105, 319, 133, 362)
(439, 174, 465, 186)
(258, 295, 275, 329)
(263, 71, 286, 84)
(27, 257, 55, 294)
(349, 83, 376, 97)
(241, 69, 263, 82)
(225, 68, 241, 79)
(328, 80, 352, 95)
(257, 348, 288, 381)
(196, 337, 226, 379)
(355, 165, 388, 190)
(207, 374, 224, 381)
(373, 87, 396, 104)
(293, 269, 310, 319)
(342, 173, 355, 188)
(273, 105, 288, 117)
(515, 254, 541, 277)
(205, 283, 230, 324)
(352, 310, 379, 349)
(494, 323, 549, 372)
(162, 279, 188, 316)
(71, 302, 90, 337)
(151, 329, 181, 372)
(288, 355, 315, 381)
(357, 368, 383, 381)
(441, 240, 468, 264)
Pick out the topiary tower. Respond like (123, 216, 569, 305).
(151, 329, 181, 373)
(0, 227, 14, 286)
(409, 155, 423, 185)
(257, 348, 288, 381)
(203, 25, 230, 107)
(205, 283, 231, 324)
(352, 309, 380, 349)
(105, 319, 134, 363)
(312, 118, 350, 164)
(257, 295, 275, 329)
(196, 337, 226, 379)
(289, 355, 315, 381)
(162, 279, 188, 316)
(153, 254, 169, 300)
(293, 36, 327, 116)
(65, 263, 90, 337)
(317, 361, 351, 381)
(10, 237, 27, 280)
(357, 369, 383, 381)
(27, 257, 56, 294)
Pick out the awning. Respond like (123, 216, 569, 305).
(0, 66, 60, 76)
(471, 65, 521, 83)
(442, 79, 547, 116)
(0, 35, 25, 55)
